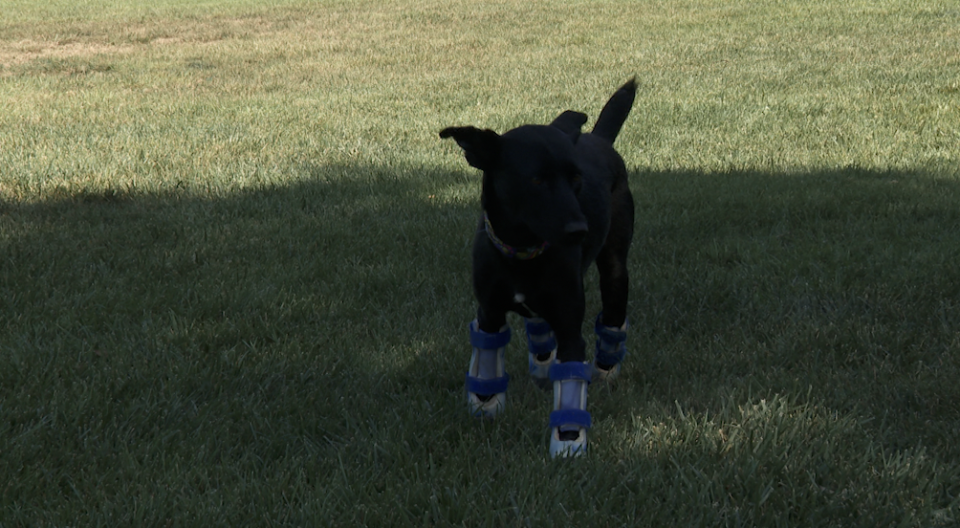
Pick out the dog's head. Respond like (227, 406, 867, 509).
(440, 111, 590, 247)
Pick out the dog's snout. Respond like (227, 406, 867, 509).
(561, 221, 589, 245)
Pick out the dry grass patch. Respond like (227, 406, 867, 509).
(0, 40, 136, 68)
(0, 7, 320, 70)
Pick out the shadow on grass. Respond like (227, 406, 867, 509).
(619, 166, 960, 446)
(2, 163, 959, 522)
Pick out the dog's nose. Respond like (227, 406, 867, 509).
(561, 221, 589, 245)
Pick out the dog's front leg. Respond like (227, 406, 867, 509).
(465, 261, 515, 419)
(529, 270, 593, 457)
(549, 328, 592, 457)
(530, 258, 587, 365)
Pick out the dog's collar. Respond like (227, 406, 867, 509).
(483, 211, 550, 260)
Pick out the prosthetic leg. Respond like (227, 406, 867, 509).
(465, 320, 511, 418)
(524, 317, 556, 389)
(548, 361, 592, 457)
(592, 313, 628, 382)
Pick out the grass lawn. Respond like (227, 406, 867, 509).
(2, 0, 960, 525)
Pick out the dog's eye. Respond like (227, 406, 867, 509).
(570, 173, 582, 184)
(531, 177, 545, 185)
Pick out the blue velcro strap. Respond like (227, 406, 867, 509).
(594, 314, 628, 344)
(549, 362, 592, 382)
(525, 318, 552, 336)
(595, 347, 626, 365)
(525, 319, 555, 355)
(527, 335, 556, 356)
(469, 321, 511, 349)
(465, 373, 510, 395)
(549, 409, 592, 429)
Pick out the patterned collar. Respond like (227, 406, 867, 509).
(483, 211, 550, 260)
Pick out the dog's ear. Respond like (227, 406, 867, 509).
(550, 110, 588, 143)
(439, 126, 501, 171)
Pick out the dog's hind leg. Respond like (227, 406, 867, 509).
(524, 317, 556, 389)
(593, 188, 634, 381)
(593, 314, 628, 382)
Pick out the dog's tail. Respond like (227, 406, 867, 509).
(591, 77, 637, 144)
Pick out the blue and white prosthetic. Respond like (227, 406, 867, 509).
(592, 313, 628, 382)
(466, 320, 511, 419)
(524, 317, 556, 389)
(549, 361, 592, 458)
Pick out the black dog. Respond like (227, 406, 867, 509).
(440, 78, 636, 457)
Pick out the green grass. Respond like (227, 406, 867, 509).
(2, 0, 960, 525)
